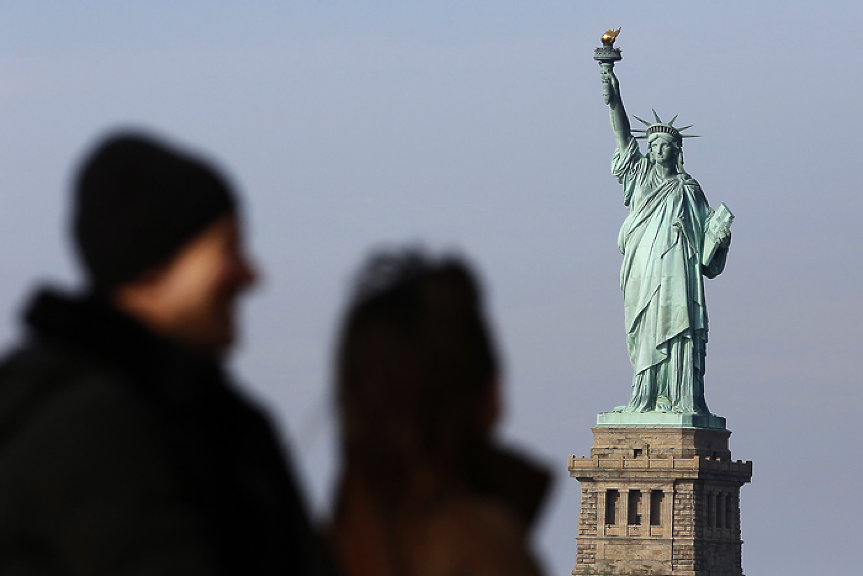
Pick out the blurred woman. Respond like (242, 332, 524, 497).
(330, 250, 549, 576)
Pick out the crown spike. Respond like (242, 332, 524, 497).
(669, 114, 678, 126)
(677, 124, 694, 131)
(633, 115, 652, 127)
(652, 109, 662, 123)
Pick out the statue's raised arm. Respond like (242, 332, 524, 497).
(600, 66, 633, 151)
(594, 29, 632, 151)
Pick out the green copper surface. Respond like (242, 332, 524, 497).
(597, 39, 733, 426)
(596, 411, 727, 430)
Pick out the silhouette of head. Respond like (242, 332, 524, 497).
(336, 249, 500, 483)
(73, 132, 257, 353)
(74, 132, 238, 291)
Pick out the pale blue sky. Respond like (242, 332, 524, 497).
(0, 3, 860, 575)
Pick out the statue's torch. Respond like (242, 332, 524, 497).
(594, 28, 622, 105)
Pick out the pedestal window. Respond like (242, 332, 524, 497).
(627, 490, 642, 525)
(605, 489, 619, 525)
(650, 490, 663, 526)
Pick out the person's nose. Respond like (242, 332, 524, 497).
(236, 252, 260, 290)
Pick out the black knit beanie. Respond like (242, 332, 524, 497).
(73, 132, 237, 291)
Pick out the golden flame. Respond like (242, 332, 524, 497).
(601, 28, 621, 47)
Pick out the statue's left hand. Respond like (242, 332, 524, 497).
(716, 226, 731, 247)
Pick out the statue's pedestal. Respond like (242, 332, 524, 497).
(569, 423, 752, 576)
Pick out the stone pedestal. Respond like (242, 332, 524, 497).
(569, 424, 752, 576)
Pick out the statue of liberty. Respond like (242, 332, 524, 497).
(599, 60, 732, 415)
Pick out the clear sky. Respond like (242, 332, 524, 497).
(0, 2, 860, 575)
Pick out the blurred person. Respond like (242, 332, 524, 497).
(0, 132, 333, 576)
(330, 250, 550, 576)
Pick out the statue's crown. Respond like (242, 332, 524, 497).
(632, 111, 698, 145)
(646, 123, 681, 143)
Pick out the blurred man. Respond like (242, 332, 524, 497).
(330, 249, 550, 576)
(0, 133, 331, 576)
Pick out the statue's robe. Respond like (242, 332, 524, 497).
(612, 138, 727, 413)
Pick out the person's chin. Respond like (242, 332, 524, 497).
(216, 319, 237, 351)
(194, 315, 235, 355)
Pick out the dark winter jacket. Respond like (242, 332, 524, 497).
(0, 289, 332, 576)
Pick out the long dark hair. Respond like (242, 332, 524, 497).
(334, 249, 499, 510)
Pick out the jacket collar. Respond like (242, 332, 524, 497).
(23, 288, 227, 408)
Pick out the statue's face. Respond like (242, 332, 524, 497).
(649, 137, 677, 166)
